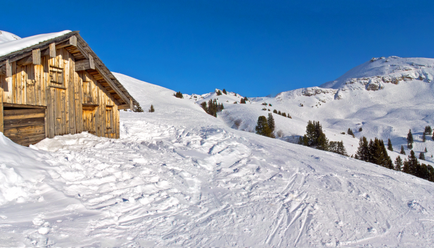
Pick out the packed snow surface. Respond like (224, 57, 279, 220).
(0, 30, 71, 57)
(1, 66, 434, 246)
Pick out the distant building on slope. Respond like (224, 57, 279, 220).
(0, 31, 140, 146)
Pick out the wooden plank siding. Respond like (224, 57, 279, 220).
(0, 42, 123, 146)
(3, 108, 46, 146)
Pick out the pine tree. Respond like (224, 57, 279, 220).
(316, 132, 329, 151)
(222, 89, 227, 95)
(216, 90, 222, 96)
(395, 156, 403, 171)
(200, 102, 207, 112)
(267, 113, 275, 133)
(427, 165, 434, 182)
(355, 137, 369, 161)
(367, 138, 391, 167)
(403, 159, 410, 174)
(400, 145, 406, 155)
(256, 116, 273, 138)
(419, 164, 430, 180)
(148, 104, 155, 112)
(201, 100, 224, 117)
(367, 139, 375, 163)
(329, 141, 348, 156)
(419, 152, 425, 160)
(337, 141, 348, 156)
(387, 139, 393, 151)
(423, 132, 426, 142)
(273, 109, 277, 114)
(380, 139, 393, 169)
(302, 120, 328, 150)
(425, 126, 432, 135)
(432, 132, 434, 141)
(347, 128, 354, 137)
(407, 129, 413, 149)
(174, 91, 183, 99)
(425, 147, 428, 152)
(406, 150, 419, 176)
(298, 136, 303, 145)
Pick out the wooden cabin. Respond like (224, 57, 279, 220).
(0, 31, 140, 146)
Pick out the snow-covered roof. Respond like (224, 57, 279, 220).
(0, 30, 21, 44)
(0, 30, 71, 57)
(0, 30, 141, 111)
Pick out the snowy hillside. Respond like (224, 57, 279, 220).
(217, 57, 434, 163)
(1, 67, 434, 246)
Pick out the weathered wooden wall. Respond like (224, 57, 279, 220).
(3, 107, 46, 146)
(0, 46, 120, 145)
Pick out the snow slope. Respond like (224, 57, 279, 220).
(1, 70, 434, 246)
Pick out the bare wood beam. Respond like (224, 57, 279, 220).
(49, 42, 56, 57)
(89, 54, 95, 69)
(75, 54, 95, 71)
(70, 35, 77, 46)
(4, 60, 12, 103)
(118, 104, 129, 110)
(32, 49, 41, 65)
(56, 35, 77, 49)
(16, 49, 40, 66)
(41, 43, 56, 58)
(5, 60, 11, 77)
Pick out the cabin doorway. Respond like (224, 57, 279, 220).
(82, 105, 97, 135)
(3, 104, 46, 146)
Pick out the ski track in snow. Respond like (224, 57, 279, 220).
(1, 118, 424, 246)
(15, 119, 320, 247)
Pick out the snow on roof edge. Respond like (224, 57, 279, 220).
(0, 30, 72, 57)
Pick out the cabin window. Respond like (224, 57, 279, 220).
(49, 66, 64, 86)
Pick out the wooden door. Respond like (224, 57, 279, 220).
(82, 106, 96, 134)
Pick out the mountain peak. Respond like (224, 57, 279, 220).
(321, 56, 434, 90)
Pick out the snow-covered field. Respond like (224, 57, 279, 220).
(1, 58, 434, 246)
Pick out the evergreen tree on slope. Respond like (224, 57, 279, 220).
(255, 116, 273, 138)
(407, 129, 414, 149)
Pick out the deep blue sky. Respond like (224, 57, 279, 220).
(3, 0, 434, 97)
